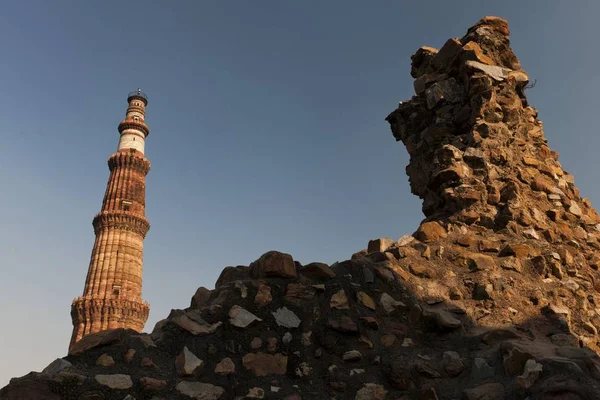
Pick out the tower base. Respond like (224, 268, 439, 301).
(70, 296, 149, 349)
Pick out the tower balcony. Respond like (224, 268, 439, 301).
(118, 119, 150, 137)
(92, 211, 150, 238)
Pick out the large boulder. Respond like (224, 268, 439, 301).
(250, 251, 297, 279)
(190, 286, 211, 308)
(413, 222, 447, 243)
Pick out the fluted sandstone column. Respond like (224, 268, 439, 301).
(70, 90, 152, 349)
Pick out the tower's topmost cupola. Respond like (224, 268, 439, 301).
(127, 88, 148, 106)
(117, 89, 150, 154)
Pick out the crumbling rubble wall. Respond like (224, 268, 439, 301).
(4, 16, 600, 400)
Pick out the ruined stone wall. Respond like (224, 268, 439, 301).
(5, 16, 600, 400)
(386, 17, 600, 240)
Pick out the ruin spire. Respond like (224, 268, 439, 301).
(69, 90, 152, 349)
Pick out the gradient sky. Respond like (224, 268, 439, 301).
(1, 0, 599, 387)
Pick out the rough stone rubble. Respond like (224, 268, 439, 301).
(4, 16, 600, 400)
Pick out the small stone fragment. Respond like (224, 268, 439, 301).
(172, 312, 222, 335)
(140, 377, 167, 391)
(500, 243, 533, 259)
(247, 387, 265, 399)
(343, 350, 363, 362)
(124, 348, 136, 363)
(42, 359, 72, 377)
(267, 337, 278, 353)
(214, 358, 235, 375)
(422, 307, 462, 331)
(95, 374, 133, 390)
(51, 371, 86, 385)
(140, 357, 156, 368)
(359, 335, 374, 348)
(254, 284, 273, 307)
(583, 322, 597, 335)
(381, 334, 396, 347)
(368, 238, 394, 253)
(96, 353, 115, 367)
(409, 264, 431, 278)
(301, 331, 312, 347)
(242, 352, 288, 376)
(569, 202, 582, 217)
(465, 60, 512, 81)
(330, 289, 350, 309)
(355, 383, 387, 400)
(516, 359, 543, 389)
(374, 265, 395, 282)
(175, 346, 204, 376)
(251, 337, 263, 349)
(357, 292, 376, 310)
(473, 283, 494, 300)
(425, 78, 464, 108)
(285, 283, 316, 305)
(502, 342, 534, 375)
(380, 293, 406, 314)
(176, 382, 225, 400)
(295, 362, 312, 376)
(396, 235, 415, 247)
(500, 257, 522, 272)
(442, 351, 465, 377)
(523, 228, 539, 240)
(416, 360, 441, 378)
(449, 287, 463, 300)
(272, 307, 301, 328)
(229, 305, 262, 328)
(234, 280, 248, 298)
(479, 239, 501, 252)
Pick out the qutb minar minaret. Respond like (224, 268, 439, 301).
(70, 90, 151, 349)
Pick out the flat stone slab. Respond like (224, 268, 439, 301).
(176, 381, 225, 399)
(95, 374, 133, 389)
(229, 305, 262, 328)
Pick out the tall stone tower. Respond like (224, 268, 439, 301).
(70, 90, 151, 349)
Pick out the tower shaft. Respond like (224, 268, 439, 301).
(70, 91, 151, 348)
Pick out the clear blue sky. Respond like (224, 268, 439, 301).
(1, 0, 599, 386)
